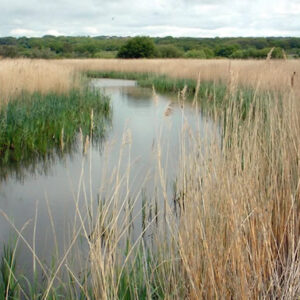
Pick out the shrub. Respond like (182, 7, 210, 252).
(215, 44, 240, 57)
(0, 46, 18, 58)
(184, 49, 207, 59)
(157, 45, 183, 58)
(117, 37, 156, 58)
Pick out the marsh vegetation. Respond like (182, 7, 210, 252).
(0, 58, 299, 299)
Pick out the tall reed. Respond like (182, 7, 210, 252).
(0, 60, 299, 299)
(0, 59, 80, 105)
(62, 58, 300, 93)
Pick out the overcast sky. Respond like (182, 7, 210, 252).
(1, 0, 300, 37)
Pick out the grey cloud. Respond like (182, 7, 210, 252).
(1, 0, 300, 37)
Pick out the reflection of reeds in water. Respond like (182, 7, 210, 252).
(164, 102, 173, 117)
(193, 72, 201, 105)
(152, 85, 159, 105)
(83, 135, 90, 155)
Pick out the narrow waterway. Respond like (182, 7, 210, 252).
(0, 78, 219, 277)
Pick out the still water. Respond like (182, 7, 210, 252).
(0, 79, 218, 275)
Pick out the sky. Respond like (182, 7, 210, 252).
(1, 0, 300, 38)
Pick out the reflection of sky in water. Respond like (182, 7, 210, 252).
(0, 78, 220, 277)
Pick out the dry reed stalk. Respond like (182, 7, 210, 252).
(282, 49, 287, 60)
(60, 127, 64, 151)
(83, 135, 90, 155)
(172, 87, 300, 299)
(266, 47, 275, 60)
(1, 59, 299, 299)
(164, 102, 173, 117)
(152, 85, 159, 105)
(193, 72, 201, 105)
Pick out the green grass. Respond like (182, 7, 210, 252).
(0, 88, 111, 170)
(87, 70, 273, 111)
(0, 239, 173, 299)
(0, 241, 20, 299)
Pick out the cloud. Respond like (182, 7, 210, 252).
(1, 0, 300, 37)
(84, 27, 99, 35)
(10, 28, 37, 36)
(46, 29, 64, 36)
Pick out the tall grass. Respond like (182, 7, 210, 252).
(0, 241, 20, 299)
(0, 59, 111, 178)
(1, 84, 299, 299)
(0, 89, 110, 174)
(87, 70, 274, 120)
(0, 59, 81, 105)
(62, 58, 300, 93)
(174, 88, 300, 298)
(0, 59, 299, 298)
(2, 58, 298, 100)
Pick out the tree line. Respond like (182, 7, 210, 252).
(0, 35, 299, 59)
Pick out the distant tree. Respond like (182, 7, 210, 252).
(0, 35, 298, 59)
(184, 49, 207, 58)
(34, 48, 57, 59)
(289, 38, 300, 49)
(117, 37, 156, 58)
(0, 37, 17, 46)
(0, 45, 18, 58)
(271, 47, 284, 59)
(203, 48, 214, 58)
(216, 44, 240, 57)
(157, 45, 183, 58)
(230, 49, 248, 59)
(62, 42, 73, 53)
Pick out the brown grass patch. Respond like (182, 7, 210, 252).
(62, 58, 300, 93)
(0, 59, 79, 105)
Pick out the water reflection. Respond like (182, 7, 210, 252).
(0, 78, 220, 282)
(0, 110, 111, 183)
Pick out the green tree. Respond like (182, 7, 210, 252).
(117, 37, 156, 58)
(0, 45, 18, 58)
(157, 45, 183, 58)
(216, 44, 240, 57)
(184, 49, 206, 58)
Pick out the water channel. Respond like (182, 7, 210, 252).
(0, 78, 219, 277)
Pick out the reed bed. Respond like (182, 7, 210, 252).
(62, 58, 300, 93)
(0, 59, 79, 105)
(1, 83, 299, 299)
(0, 58, 300, 298)
(1, 58, 298, 101)
(174, 88, 300, 298)
(0, 59, 111, 176)
(0, 90, 110, 171)
(77, 84, 300, 299)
